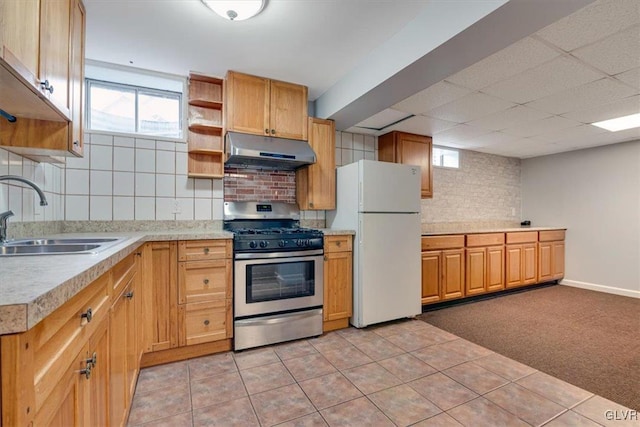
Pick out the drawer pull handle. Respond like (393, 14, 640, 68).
(125, 291, 134, 299)
(265, 128, 269, 135)
(203, 279, 210, 285)
(204, 248, 210, 254)
(271, 129, 276, 135)
(79, 363, 92, 380)
(336, 241, 341, 247)
(81, 308, 93, 323)
(86, 352, 97, 367)
(204, 319, 210, 326)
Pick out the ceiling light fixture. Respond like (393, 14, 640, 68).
(591, 113, 640, 132)
(200, 0, 266, 21)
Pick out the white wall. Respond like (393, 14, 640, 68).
(521, 140, 640, 297)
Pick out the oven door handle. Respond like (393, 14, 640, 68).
(234, 249, 324, 259)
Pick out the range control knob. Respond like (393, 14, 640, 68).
(259, 241, 268, 248)
(249, 241, 257, 249)
(279, 240, 286, 248)
(306, 239, 311, 246)
(296, 239, 304, 247)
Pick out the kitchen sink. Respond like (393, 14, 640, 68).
(0, 237, 125, 256)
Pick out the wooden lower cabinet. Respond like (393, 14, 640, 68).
(323, 235, 353, 332)
(178, 299, 232, 346)
(422, 230, 565, 306)
(86, 316, 110, 427)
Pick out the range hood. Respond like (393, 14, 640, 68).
(225, 131, 316, 170)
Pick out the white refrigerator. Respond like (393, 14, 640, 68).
(327, 160, 422, 328)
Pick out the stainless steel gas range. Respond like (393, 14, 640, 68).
(224, 201, 324, 350)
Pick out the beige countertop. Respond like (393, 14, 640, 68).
(0, 230, 232, 335)
(320, 229, 356, 235)
(422, 227, 566, 236)
(0, 228, 357, 335)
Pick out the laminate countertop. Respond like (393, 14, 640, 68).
(422, 227, 566, 236)
(0, 230, 233, 335)
(0, 228, 356, 335)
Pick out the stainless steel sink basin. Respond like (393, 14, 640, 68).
(0, 237, 125, 256)
(0, 244, 102, 255)
(5, 238, 119, 246)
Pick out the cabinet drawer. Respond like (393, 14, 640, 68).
(421, 235, 464, 251)
(539, 230, 565, 242)
(178, 299, 232, 346)
(32, 272, 111, 412)
(111, 251, 137, 300)
(506, 231, 538, 244)
(466, 233, 504, 247)
(324, 235, 352, 253)
(178, 239, 232, 261)
(178, 259, 232, 304)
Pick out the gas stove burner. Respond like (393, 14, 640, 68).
(234, 227, 317, 236)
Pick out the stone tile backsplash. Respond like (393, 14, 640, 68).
(224, 167, 296, 203)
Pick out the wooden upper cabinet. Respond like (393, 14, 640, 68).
(0, 0, 40, 81)
(39, 0, 71, 117)
(269, 79, 308, 140)
(225, 70, 308, 140)
(68, 0, 85, 156)
(378, 131, 433, 198)
(296, 117, 336, 210)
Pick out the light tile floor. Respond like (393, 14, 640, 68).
(127, 320, 638, 427)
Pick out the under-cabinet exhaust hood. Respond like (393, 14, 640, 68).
(224, 132, 316, 170)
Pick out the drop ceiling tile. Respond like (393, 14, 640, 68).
(535, 0, 640, 51)
(426, 92, 515, 123)
(615, 67, 640, 89)
(392, 81, 471, 114)
(446, 37, 561, 90)
(462, 132, 521, 148)
(502, 115, 583, 138)
(553, 126, 640, 149)
(385, 115, 458, 136)
(344, 126, 379, 136)
(467, 105, 552, 131)
(533, 124, 608, 143)
(571, 25, 640, 75)
(354, 108, 413, 130)
(526, 78, 638, 115)
(432, 124, 491, 145)
(482, 56, 604, 104)
(561, 94, 640, 123)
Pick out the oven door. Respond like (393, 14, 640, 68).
(234, 250, 324, 318)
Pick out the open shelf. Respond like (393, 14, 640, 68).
(187, 72, 225, 178)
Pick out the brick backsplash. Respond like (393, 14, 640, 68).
(223, 167, 296, 203)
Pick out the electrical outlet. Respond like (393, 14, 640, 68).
(172, 199, 182, 214)
(511, 207, 516, 217)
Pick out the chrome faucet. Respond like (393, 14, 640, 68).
(0, 175, 48, 243)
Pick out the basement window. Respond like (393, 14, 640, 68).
(87, 79, 182, 138)
(432, 146, 460, 169)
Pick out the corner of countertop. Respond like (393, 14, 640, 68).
(321, 229, 356, 235)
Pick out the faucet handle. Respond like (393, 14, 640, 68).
(0, 210, 14, 220)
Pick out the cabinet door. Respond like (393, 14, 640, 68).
(441, 249, 464, 300)
(109, 287, 128, 427)
(35, 349, 85, 427)
(39, 0, 71, 116)
(397, 133, 432, 198)
(465, 248, 486, 296)
(68, 0, 85, 156)
(225, 71, 270, 136)
(0, 0, 40, 81)
(538, 242, 553, 282)
(87, 316, 109, 427)
(125, 279, 138, 402)
(522, 243, 538, 284)
(552, 241, 565, 280)
(486, 246, 505, 291)
(505, 245, 523, 288)
(296, 117, 335, 210)
(323, 251, 353, 321)
(269, 79, 308, 140)
(141, 241, 178, 352)
(421, 251, 441, 304)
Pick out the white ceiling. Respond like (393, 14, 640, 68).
(84, 0, 640, 159)
(351, 0, 640, 158)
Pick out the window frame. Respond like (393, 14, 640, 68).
(86, 78, 184, 140)
(432, 145, 460, 169)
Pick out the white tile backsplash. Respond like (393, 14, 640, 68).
(135, 197, 155, 220)
(195, 198, 213, 220)
(90, 144, 113, 171)
(113, 172, 135, 196)
(113, 147, 135, 172)
(156, 174, 175, 198)
(66, 169, 89, 195)
(113, 136, 135, 148)
(90, 133, 113, 146)
(135, 148, 155, 173)
(90, 196, 113, 220)
(156, 150, 176, 174)
(66, 195, 89, 220)
(113, 196, 135, 220)
(135, 173, 156, 197)
(353, 134, 364, 151)
(156, 197, 176, 220)
(135, 138, 155, 150)
(175, 198, 195, 220)
(156, 140, 176, 152)
(90, 170, 113, 196)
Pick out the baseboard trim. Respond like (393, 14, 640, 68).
(560, 280, 640, 298)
